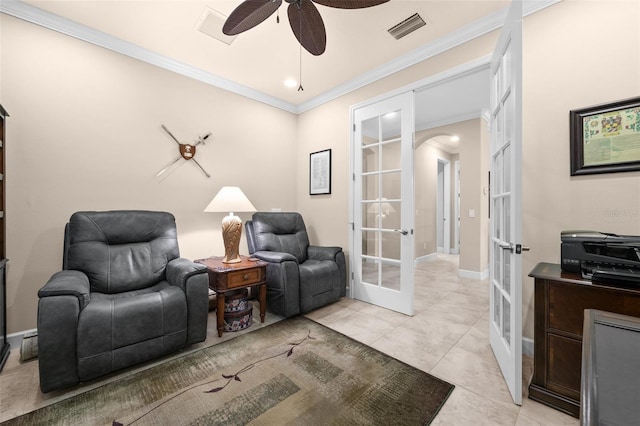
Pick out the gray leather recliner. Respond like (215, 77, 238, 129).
(37, 210, 209, 393)
(245, 212, 346, 318)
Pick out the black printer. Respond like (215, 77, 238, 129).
(561, 230, 640, 286)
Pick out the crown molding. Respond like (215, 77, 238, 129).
(1, 0, 562, 115)
(297, 0, 562, 113)
(0, 0, 298, 114)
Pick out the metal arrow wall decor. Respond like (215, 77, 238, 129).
(156, 124, 212, 179)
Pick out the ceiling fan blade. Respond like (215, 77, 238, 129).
(312, 0, 389, 9)
(288, 0, 326, 56)
(223, 0, 283, 36)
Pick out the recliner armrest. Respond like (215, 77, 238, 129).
(308, 246, 342, 262)
(38, 270, 91, 309)
(166, 258, 207, 291)
(252, 250, 298, 264)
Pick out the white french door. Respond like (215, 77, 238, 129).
(351, 91, 415, 315)
(489, 0, 524, 405)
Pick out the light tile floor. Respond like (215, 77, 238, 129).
(306, 254, 579, 425)
(0, 254, 579, 425)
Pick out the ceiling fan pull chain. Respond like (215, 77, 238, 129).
(298, 43, 304, 91)
(298, 11, 304, 91)
(276, 8, 280, 24)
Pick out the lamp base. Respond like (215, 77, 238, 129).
(221, 213, 242, 264)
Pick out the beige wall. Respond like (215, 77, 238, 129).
(1, 15, 298, 333)
(521, 0, 640, 338)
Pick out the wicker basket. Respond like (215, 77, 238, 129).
(223, 289, 252, 332)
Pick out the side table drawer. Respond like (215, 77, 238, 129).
(227, 268, 262, 288)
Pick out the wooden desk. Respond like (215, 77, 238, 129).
(528, 262, 640, 418)
(196, 256, 267, 337)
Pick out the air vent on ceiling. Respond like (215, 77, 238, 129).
(388, 13, 426, 40)
(196, 7, 236, 46)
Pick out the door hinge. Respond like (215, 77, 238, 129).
(351, 271, 354, 280)
(353, 124, 356, 132)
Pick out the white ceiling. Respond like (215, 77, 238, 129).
(13, 0, 511, 114)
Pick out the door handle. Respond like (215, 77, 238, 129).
(394, 229, 409, 235)
(499, 243, 530, 254)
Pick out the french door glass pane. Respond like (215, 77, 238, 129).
(504, 145, 511, 193)
(362, 146, 379, 173)
(494, 242, 501, 285)
(362, 259, 379, 285)
(493, 285, 501, 325)
(381, 141, 401, 170)
(381, 110, 401, 142)
(504, 197, 511, 244)
(362, 174, 379, 201)
(494, 154, 502, 194)
(362, 116, 379, 145)
(494, 198, 501, 239)
(503, 250, 511, 295)
(381, 262, 401, 290)
(362, 230, 379, 257)
(381, 232, 401, 261)
(503, 298, 511, 345)
(381, 172, 401, 200)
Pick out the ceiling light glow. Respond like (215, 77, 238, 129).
(284, 79, 298, 88)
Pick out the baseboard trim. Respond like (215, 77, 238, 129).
(415, 253, 437, 264)
(7, 328, 36, 352)
(458, 268, 489, 280)
(522, 337, 534, 358)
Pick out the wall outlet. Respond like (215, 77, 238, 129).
(468, 209, 476, 218)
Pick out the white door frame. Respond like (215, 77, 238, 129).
(454, 160, 461, 254)
(436, 158, 451, 254)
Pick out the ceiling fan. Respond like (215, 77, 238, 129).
(222, 0, 390, 56)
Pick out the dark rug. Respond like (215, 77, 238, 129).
(3, 317, 454, 425)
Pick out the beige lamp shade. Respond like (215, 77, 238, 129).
(204, 186, 256, 263)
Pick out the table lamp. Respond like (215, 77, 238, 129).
(204, 186, 256, 263)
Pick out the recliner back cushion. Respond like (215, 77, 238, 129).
(252, 212, 309, 263)
(65, 211, 180, 293)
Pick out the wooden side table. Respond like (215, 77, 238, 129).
(196, 255, 268, 337)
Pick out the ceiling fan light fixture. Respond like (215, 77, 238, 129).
(222, 0, 389, 56)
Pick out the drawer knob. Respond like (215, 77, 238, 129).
(243, 274, 250, 281)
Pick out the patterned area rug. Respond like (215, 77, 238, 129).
(4, 317, 454, 425)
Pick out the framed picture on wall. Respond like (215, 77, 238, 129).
(570, 96, 640, 175)
(309, 149, 331, 195)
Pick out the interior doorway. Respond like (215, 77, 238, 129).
(413, 64, 490, 276)
(350, 58, 492, 308)
(437, 158, 451, 254)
